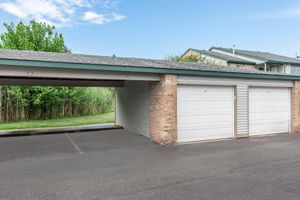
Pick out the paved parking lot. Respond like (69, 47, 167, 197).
(0, 130, 300, 200)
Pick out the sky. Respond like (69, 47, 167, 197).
(0, 0, 300, 59)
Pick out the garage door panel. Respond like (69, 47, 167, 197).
(250, 119, 290, 125)
(179, 87, 233, 100)
(178, 85, 234, 142)
(251, 101, 289, 109)
(250, 124, 288, 134)
(251, 106, 289, 112)
(179, 98, 233, 103)
(250, 112, 289, 121)
(179, 120, 233, 129)
(249, 87, 290, 136)
(178, 115, 230, 125)
(178, 106, 233, 116)
(178, 100, 233, 113)
(179, 127, 233, 135)
(179, 127, 233, 142)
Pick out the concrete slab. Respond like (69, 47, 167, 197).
(0, 130, 300, 200)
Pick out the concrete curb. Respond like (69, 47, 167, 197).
(0, 123, 121, 137)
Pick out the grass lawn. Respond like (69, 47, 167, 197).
(0, 112, 115, 130)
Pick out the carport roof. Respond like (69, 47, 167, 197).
(0, 48, 299, 80)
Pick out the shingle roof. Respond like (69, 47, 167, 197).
(188, 49, 256, 65)
(0, 48, 273, 75)
(211, 47, 300, 65)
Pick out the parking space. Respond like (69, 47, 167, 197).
(0, 129, 153, 162)
(0, 130, 300, 200)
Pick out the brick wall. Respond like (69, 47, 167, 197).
(292, 81, 300, 133)
(149, 74, 177, 145)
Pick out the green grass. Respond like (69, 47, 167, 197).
(0, 112, 115, 130)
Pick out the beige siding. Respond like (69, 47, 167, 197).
(184, 49, 201, 57)
(183, 50, 227, 66)
(116, 81, 150, 137)
(236, 84, 249, 137)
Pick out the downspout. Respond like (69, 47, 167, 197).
(264, 63, 267, 72)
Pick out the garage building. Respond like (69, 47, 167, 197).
(0, 49, 300, 145)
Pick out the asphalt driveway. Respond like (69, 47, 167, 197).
(0, 130, 300, 200)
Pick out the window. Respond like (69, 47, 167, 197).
(256, 67, 271, 72)
(257, 67, 264, 71)
(292, 66, 300, 75)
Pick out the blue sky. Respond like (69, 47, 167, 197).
(0, 0, 300, 59)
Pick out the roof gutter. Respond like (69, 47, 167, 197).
(0, 58, 299, 81)
(266, 60, 300, 66)
(227, 60, 256, 65)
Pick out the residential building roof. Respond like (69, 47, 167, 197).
(211, 47, 300, 65)
(186, 48, 256, 65)
(0, 48, 299, 80)
(0, 48, 264, 73)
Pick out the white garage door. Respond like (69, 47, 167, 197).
(249, 87, 290, 136)
(177, 85, 235, 142)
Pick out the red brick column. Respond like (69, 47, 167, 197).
(292, 81, 300, 133)
(149, 74, 177, 145)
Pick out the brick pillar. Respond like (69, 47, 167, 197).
(292, 81, 300, 133)
(149, 74, 177, 145)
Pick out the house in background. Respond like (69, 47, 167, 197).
(182, 47, 300, 75)
(183, 48, 256, 69)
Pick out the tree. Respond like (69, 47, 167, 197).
(0, 20, 71, 121)
(0, 21, 114, 122)
(0, 21, 68, 52)
(167, 54, 220, 65)
(167, 54, 207, 63)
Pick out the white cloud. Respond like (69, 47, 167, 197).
(0, 2, 27, 18)
(112, 13, 126, 21)
(83, 11, 125, 24)
(83, 11, 108, 24)
(0, 0, 125, 27)
(276, 7, 300, 19)
(254, 6, 300, 20)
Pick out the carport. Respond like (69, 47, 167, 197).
(1, 49, 300, 146)
(0, 49, 161, 139)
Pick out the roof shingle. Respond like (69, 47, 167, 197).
(0, 48, 287, 75)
